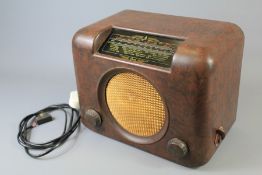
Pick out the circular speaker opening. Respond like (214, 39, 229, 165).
(106, 72, 166, 137)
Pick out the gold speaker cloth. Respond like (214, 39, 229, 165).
(106, 72, 166, 137)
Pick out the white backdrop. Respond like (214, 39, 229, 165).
(0, 0, 261, 174)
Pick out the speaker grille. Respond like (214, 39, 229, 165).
(106, 72, 166, 137)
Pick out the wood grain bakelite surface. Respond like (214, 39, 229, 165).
(72, 10, 244, 167)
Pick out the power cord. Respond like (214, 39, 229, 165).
(17, 104, 81, 158)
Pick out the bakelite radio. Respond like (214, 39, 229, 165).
(72, 10, 244, 167)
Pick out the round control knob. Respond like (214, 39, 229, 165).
(167, 138, 188, 158)
(84, 109, 102, 127)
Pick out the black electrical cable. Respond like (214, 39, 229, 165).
(17, 104, 81, 158)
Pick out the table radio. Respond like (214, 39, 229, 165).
(72, 10, 244, 167)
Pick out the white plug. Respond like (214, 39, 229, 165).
(69, 91, 80, 110)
